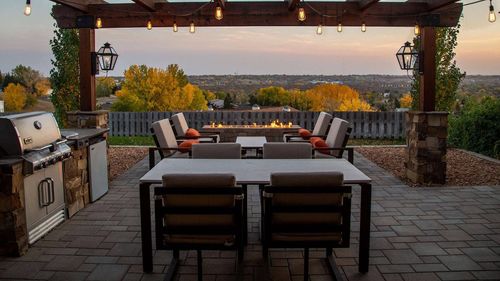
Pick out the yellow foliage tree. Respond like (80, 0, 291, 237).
(3, 83, 27, 111)
(306, 84, 374, 112)
(35, 78, 51, 96)
(400, 93, 413, 108)
(112, 65, 209, 112)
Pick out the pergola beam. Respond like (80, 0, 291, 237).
(50, 0, 107, 13)
(53, 2, 463, 28)
(287, 0, 300, 11)
(348, 0, 380, 11)
(132, 0, 157, 11)
(428, 0, 460, 12)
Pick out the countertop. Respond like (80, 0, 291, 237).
(61, 128, 109, 141)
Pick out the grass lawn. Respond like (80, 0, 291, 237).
(109, 136, 405, 146)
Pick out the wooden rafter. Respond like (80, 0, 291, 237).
(51, 0, 107, 13)
(406, 0, 460, 12)
(52, 1, 463, 29)
(348, 0, 380, 11)
(132, 0, 157, 11)
(217, 0, 226, 9)
(287, 0, 300, 11)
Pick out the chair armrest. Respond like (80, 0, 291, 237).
(285, 134, 327, 142)
(148, 146, 192, 170)
(313, 147, 354, 164)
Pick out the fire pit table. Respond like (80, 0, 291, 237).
(201, 122, 301, 142)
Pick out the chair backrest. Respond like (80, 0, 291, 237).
(171, 113, 190, 137)
(263, 171, 351, 247)
(155, 173, 242, 248)
(191, 143, 242, 159)
(311, 112, 333, 136)
(324, 117, 350, 157)
(151, 118, 179, 158)
(263, 143, 312, 159)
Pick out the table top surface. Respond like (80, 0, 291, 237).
(235, 136, 267, 148)
(140, 158, 371, 184)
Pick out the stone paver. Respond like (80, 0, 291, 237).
(0, 152, 499, 280)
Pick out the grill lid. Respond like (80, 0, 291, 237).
(0, 112, 62, 156)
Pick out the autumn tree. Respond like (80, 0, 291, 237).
(410, 25, 465, 111)
(306, 84, 374, 112)
(35, 78, 51, 96)
(400, 93, 413, 108)
(11, 65, 43, 95)
(3, 83, 27, 111)
(96, 77, 116, 97)
(112, 64, 208, 111)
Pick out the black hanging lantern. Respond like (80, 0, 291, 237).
(96, 42, 118, 72)
(396, 41, 419, 71)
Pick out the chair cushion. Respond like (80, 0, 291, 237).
(298, 128, 311, 139)
(185, 128, 201, 138)
(178, 139, 199, 153)
(271, 233, 342, 243)
(312, 112, 333, 136)
(171, 113, 190, 137)
(151, 118, 178, 151)
(325, 118, 350, 158)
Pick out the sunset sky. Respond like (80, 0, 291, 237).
(1, 0, 499, 76)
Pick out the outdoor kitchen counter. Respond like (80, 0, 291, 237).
(60, 128, 109, 218)
(0, 158, 23, 168)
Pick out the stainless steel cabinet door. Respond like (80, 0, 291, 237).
(24, 169, 48, 230)
(89, 140, 109, 202)
(44, 163, 66, 215)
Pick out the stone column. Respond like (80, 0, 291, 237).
(0, 160, 28, 256)
(405, 111, 448, 185)
(67, 110, 109, 129)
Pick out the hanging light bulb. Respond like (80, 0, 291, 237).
(489, 0, 496, 22)
(414, 23, 420, 36)
(147, 19, 153, 30)
(337, 22, 342, 33)
(189, 21, 195, 33)
(24, 0, 31, 16)
(298, 7, 306, 22)
(316, 24, 323, 35)
(361, 22, 367, 32)
(173, 21, 178, 32)
(215, 4, 223, 20)
(96, 17, 102, 29)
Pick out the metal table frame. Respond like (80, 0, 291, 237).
(139, 158, 372, 274)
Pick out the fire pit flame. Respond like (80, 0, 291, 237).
(209, 120, 293, 128)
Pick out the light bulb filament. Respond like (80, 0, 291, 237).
(361, 23, 367, 32)
(173, 21, 178, 32)
(215, 5, 223, 20)
(298, 7, 306, 22)
(96, 17, 102, 29)
(147, 19, 152, 30)
(337, 23, 342, 33)
(189, 21, 195, 33)
(316, 24, 323, 35)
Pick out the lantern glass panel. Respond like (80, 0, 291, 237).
(396, 42, 418, 70)
(97, 42, 118, 71)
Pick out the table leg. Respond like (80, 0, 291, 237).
(359, 183, 372, 273)
(140, 182, 153, 273)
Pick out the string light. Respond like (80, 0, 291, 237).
(189, 21, 195, 33)
(147, 19, 152, 30)
(173, 21, 178, 32)
(215, 4, 223, 20)
(298, 7, 306, 21)
(316, 23, 323, 35)
(361, 22, 367, 32)
(489, 0, 496, 22)
(337, 22, 342, 33)
(414, 23, 420, 36)
(24, 0, 31, 16)
(96, 17, 102, 29)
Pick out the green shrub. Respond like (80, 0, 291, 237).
(448, 96, 500, 159)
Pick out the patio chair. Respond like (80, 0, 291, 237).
(260, 171, 352, 281)
(283, 112, 333, 142)
(191, 143, 242, 159)
(263, 143, 312, 159)
(311, 117, 354, 163)
(171, 112, 220, 143)
(149, 118, 197, 169)
(155, 173, 245, 281)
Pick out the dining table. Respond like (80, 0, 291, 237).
(139, 158, 372, 274)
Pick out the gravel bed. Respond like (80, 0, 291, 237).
(356, 147, 500, 186)
(109, 147, 148, 180)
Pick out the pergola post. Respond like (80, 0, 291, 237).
(405, 26, 448, 185)
(67, 28, 109, 129)
(79, 28, 96, 112)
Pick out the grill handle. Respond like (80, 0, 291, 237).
(47, 178, 55, 205)
(38, 180, 49, 208)
(25, 139, 67, 153)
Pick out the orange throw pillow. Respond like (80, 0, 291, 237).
(312, 139, 330, 155)
(185, 128, 201, 138)
(298, 128, 312, 139)
(178, 139, 199, 153)
(309, 137, 322, 146)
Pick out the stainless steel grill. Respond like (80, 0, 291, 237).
(0, 112, 70, 244)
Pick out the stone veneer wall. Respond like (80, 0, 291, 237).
(0, 160, 28, 256)
(405, 111, 448, 185)
(201, 126, 300, 142)
(64, 146, 90, 218)
(67, 110, 109, 129)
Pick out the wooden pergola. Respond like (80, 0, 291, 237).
(51, 0, 463, 112)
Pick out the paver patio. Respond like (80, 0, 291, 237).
(1, 152, 499, 281)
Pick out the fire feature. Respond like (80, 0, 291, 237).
(209, 120, 294, 129)
(202, 120, 300, 142)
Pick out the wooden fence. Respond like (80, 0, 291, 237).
(109, 111, 406, 139)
